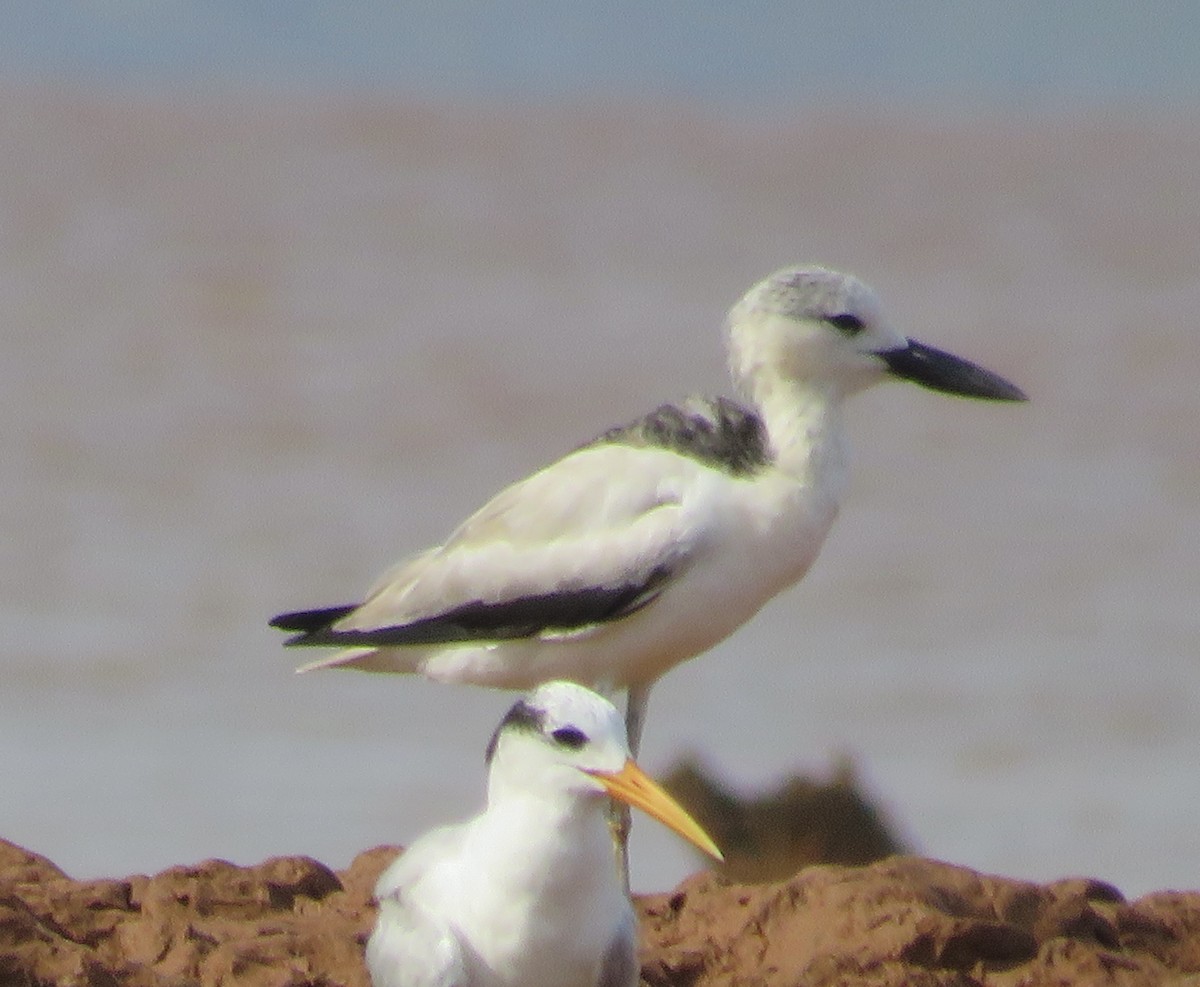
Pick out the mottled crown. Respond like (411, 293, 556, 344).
(730, 266, 883, 326)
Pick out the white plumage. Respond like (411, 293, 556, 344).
(273, 266, 1025, 751)
(366, 681, 721, 987)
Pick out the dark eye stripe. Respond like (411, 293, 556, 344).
(550, 726, 588, 749)
(485, 698, 545, 763)
(827, 313, 866, 335)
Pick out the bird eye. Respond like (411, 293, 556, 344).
(550, 727, 588, 749)
(826, 313, 866, 335)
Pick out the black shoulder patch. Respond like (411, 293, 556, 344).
(587, 396, 770, 476)
(485, 698, 544, 763)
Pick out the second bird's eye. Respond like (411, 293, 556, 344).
(550, 726, 588, 749)
(826, 312, 866, 335)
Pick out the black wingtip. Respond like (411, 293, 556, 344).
(269, 604, 359, 635)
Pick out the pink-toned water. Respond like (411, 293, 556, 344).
(2, 89, 1197, 894)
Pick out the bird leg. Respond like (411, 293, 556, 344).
(608, 801, 633, 896)
(624, 683, 651, 758)
(608, 683, 653, 894)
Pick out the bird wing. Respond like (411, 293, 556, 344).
(281, 444, 704, 645)
(368, 832, 471, 987)
(367, 900, 468, 987)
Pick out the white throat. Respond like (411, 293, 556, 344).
(749, 371, 851, 504)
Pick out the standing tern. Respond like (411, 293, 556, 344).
(272, 265, 1026, 755)
(366, 681, 721, 987)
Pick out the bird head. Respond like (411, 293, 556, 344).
(726, 266, 1026, 404)
(485, 681, 722, 860)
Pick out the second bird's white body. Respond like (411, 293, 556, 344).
(369, 788, 634, 987)
(366, 682, 722, 987)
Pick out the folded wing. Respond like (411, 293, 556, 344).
(272, 444, 702, 647)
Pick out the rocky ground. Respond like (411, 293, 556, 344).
(4, 835, 1199, 987)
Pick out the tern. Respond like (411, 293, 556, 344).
(366, 681, 721, 987)
(272, 266, 1025, 755)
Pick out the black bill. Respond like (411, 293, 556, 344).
(881, 340, 1027, 401)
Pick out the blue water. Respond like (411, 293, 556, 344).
(3, 1, 1199, 109)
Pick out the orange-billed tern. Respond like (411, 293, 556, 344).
(365, 681, 721, 987)
(272, 266, 1025, 754)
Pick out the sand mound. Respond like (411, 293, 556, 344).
(3, 838, 1197, 986)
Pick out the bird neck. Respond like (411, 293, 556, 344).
(486, 781, 606, 840)
(455, 788, 628, 986)
(478, 786, 620, 898)
(749, 372, 850, 493)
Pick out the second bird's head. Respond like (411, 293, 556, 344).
(485, 681, 722, 861)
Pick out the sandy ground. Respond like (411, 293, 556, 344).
(4, 836, 1199, 986)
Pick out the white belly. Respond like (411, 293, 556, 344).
(417, 472, 839, 690)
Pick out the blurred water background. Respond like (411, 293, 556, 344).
(1, 2, 1198, 895)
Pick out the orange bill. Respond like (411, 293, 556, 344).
(584, 759, 723, 861)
